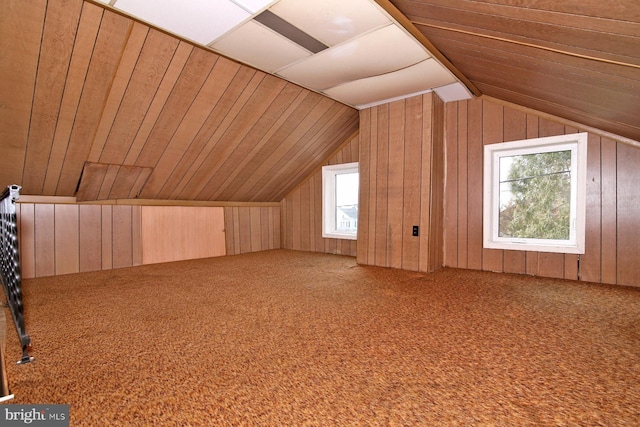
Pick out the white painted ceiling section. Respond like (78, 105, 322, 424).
(99, 0, 473, 108)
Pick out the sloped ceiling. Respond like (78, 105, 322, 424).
(1, 0, 638, 204)
(392, 0, 640, 142)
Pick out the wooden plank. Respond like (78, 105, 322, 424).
(108, 165, 153, 200)
(132, 205, 143, 266)
(375, 104, 389, 267)
(388, 100, 405, 269)
(616, 142, 640, 287)
(443, 102, 458, 268)
(238, 207, 252, 253)
(34, 204, 55, 277)
(97, 164, 121, 200)
(223, 207, 235, 255)
(0, 0, 46, 188)
(18, 204, 36, 279)
(101, 206, 113, 269)
(466, 98, 483, 270)
(273, 207, 281, 249)
(525, 113, 539, 275)
(430, 95, 445, 270)
(357, 109, 371, 265)
(367, 106, 379, 265)
(261, 207, 270, 251)
(79, 204, 102, 272)
(401, 97, 422, 271)
(76, 162, 108, 201)
(481, 100, 504, 272)
(232, 207, 242, 255)
(54, 204, 79, 275)
(299, 181, 311, 252)
(250, 207, 263, 253)
(112, 205, 133, 269)
(96, 28, 178, 165)
(22, 0, 81, 194)
(600, 139, 618, 284)
(313, 170, 325, 253)
(580, 134, 602, 282)
(456, 100, 469, 269)
(47, 10, 132, 196)
(419, 94, 433, 273)
(88, 21, 150, 163)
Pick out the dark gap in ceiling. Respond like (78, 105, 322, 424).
(254, 10, 328, 54)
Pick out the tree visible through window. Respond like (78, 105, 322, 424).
(322, 162, 359, 240)
(483, 133, 587, 254)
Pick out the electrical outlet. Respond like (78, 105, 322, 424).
(412, 225, 419, 236)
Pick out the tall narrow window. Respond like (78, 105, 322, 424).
(483, 133, 587, 254)
(322, 162, 359, 240)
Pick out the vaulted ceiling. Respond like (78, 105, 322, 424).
(1, 0, 638, 203)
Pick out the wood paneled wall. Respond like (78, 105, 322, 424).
(224, 206, 281, 256)
(17, 203, 142, 278)
(357, 92, 445, 272)
(16, 201, 281, 278)
(444, 97, 640, 287)
(281, 134, 359, 256)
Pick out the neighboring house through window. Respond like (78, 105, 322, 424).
(322, 162, 359, 240)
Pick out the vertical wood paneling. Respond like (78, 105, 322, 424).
(401, 97, 422, 271)
(357, 110, 371, 265)
(444, 97, 640, 287)
(466, 99, 484, 271)
(54, 204, 80, 275)
(375, 105, 389, 266)
(79, 205, 102, 272)
(112, 206, 133, 269)
(34, 204, 55, 277)
(443, 102, 458, 268)
(281, 135, 359, 257)
(388, 101, 405, 269)
(18, 204, 36, 279)
(616, 142, 640, 287)
(101, 206, 113, 270)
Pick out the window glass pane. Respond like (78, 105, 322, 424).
(335, 172, 358, 232)
(498, 150, 571, 240)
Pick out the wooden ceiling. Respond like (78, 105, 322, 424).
(0, 0, 358, 202)
(1, 0, 638, 204)
(391, 0, 640, 142)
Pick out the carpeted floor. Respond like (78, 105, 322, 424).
(2, 249, 639, 426)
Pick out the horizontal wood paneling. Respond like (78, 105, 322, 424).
(443, 97, 640, 287)
(3, 1, 358, 203)
(281, 134, 359, 257)
(357, 93, 444, 272)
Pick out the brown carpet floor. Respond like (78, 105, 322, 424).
(2, 249, 639, 426)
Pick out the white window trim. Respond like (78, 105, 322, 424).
(322, 162, 358, 240)
(483, 132, 588, 254)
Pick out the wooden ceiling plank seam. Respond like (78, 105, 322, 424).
(478, 84, 640, 144)
(229, 94, 336, 201)
(209, 86, 309, 201)
(143, 57, 243, 199)
(403, 4, 640, 66)
(268, 109, 360, 202)
(98, 29, 180, 166)
(128, 166, 153, 199)
(108, 164, 149, 199)
(0, 0, 46, 190)
(44, 9, 133, 196)
(394, 0, 640, 37)
(38, 2, 103, 195)
(166, 71, 267, 200)
(97, 163, 120, 200)
(193, 75, 290, 201)
(75, 161, 108, 201)
(130, 47, 218, 168)
(247, 102, 356, 201)
(122, 41, 194, 166)
(450, 52, 640, 124)
(452, 0, 640, 23)
(87, 21, 149, 164)
(158, 61, 255, 199)
(22, 0, 82, 195)
(414, 20, 640, 70)
(158, 66, 257, 200)
(425, 29, 640, 86)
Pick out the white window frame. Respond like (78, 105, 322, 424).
(483, 132, 588, 254)
(322, 162, 359, 240)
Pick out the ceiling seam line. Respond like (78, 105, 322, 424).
(412, 21, 640, 70)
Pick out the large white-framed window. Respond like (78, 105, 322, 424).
(322, 162, 359, 240)
(483, 132, 588, 254)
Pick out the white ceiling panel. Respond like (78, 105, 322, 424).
(113, 0, 250, 45)
(433, 82, 473, 103)
(324, 59, 456, 108)
(269, 0, 390, 46)
(277, 24, 430, 90)
(231, 0, 278, 13)
(211, 21, 312, 73)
